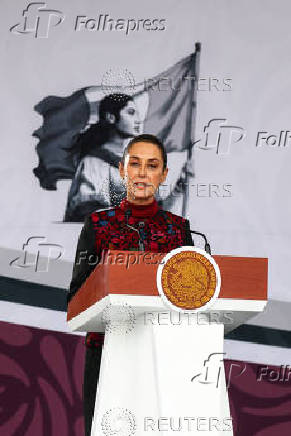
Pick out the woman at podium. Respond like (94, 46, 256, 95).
(67, 133, 193, 436)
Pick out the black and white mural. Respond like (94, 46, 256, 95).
(32, 50, 199, 221)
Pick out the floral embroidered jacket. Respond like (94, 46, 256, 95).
(67, 198, 194, 348)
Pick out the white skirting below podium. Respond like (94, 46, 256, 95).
(92, 316, 233, 436)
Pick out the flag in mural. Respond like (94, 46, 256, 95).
(33, 45, 200, 221)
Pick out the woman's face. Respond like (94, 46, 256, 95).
(116, 101, 141, 136)
(119, 141, 168, 204)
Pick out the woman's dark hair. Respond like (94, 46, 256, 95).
(99, 93, 133, 122)
(71, 93, 133, 160)
(121, 134, 167, 170)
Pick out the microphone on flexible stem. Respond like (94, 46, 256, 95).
(124, 209, 131, 223)
(161, 210, 211, 255)
(190, 230, 211, 255)
(124, 209, 145, 251)
(137, 221, 145, 251)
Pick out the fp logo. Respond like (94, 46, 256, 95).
(10, 2, 64, 38)
(195, 118, 245, 155)
(10, 236, 63, 272)
(191, 352, 247, 389)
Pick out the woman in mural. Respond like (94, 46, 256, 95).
(67, 133, 194, 436)
(64, 93, 142, 221)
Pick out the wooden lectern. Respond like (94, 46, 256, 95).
(67, 250, 268, 436)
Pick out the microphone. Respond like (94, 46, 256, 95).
(190, 230, 211, 255)
(158, 210, 211, 255)
(137, 221, 145, 251)
(124, 209, 131, 222)
(124, 209, 145, 251)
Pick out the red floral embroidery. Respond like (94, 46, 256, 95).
(86, 204, 188, 349)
